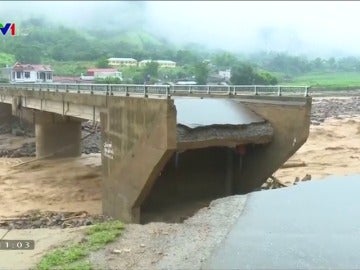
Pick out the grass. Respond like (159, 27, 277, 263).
(36, 220, 124, 270)
(281, 71, 360, 90)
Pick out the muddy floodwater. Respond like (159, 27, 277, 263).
(0, 154, 102, 218)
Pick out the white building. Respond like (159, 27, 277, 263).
(81, 68, 122, 81)
(218, 69, 231, 80)
(11, 63, 53, 83)
(108, 58, 138, 67)
(139, 60, 176, 68)
(175, 80, 197, 85)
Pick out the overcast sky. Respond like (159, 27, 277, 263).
(1, 1, 360, 57)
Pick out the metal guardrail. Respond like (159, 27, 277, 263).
(0, 83, 310, 98)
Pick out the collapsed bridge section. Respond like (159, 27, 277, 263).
(101, 96, 311, 223)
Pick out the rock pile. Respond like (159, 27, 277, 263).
(0, 142, 36, 158)
(311, 96, 360, 125)
(81, 121, 102, 154)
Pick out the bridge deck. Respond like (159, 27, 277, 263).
(174, 97, 264, 128)
(174, 97, 273, 149)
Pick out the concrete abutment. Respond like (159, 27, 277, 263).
(237, 97, 312, 193)
(101, 97, 177, 223)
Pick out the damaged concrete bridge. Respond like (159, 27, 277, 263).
(0, 83, 312, 223)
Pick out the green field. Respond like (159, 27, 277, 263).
(282, 72, 360, 90)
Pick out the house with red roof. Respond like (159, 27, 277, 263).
(11, 62, 53, 83)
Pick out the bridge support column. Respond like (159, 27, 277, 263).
(101, 97, 177, 223)
(0, 103, 12, 126)
(35, 111, 82, 158)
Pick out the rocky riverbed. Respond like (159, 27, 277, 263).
(311, 96, 360, 124)
(0, 120, 102, 157)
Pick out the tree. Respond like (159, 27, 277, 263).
(254, 72, 278, 85)
(96, 57, 110, 68)
(311, 57, 324, 71)
(326, 57, 337, 71)
(230, 63, 255, 85)
(132, 71, 145, 84)
(337, 57, 360, 72)
(176, 50, 199, 66)
(231, 62, 278, 85)
(143, 61, 159, 79)
(211, 52, 238, 69)
(193, 62, 209, 85)
(0, 53, 15, 67)
(258, 52, 310, 75)
(15, 45, 42, 64)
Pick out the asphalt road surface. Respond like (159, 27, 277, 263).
(203, 174, 360, 270)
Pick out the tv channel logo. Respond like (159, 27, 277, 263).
(0, 22, 16, 36)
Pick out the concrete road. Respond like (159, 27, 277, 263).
(203, 174, 360, 270)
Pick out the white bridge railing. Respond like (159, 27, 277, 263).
(0, 83, 310, 98)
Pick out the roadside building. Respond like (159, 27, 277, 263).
(80, 68, 122, 81)
(10, 63, 53, 83)
(108, 58, 138, 67)
(218, 69, 231, 80)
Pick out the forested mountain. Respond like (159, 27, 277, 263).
(1, 17, 360, 86)
(0, 18, 185, 63)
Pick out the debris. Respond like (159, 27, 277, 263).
(0, 210, 112, 229)
(269, 176, 287, 187)
(261, 175, 288, 190)
(301, 174, 312, 181)
(281, 161, 306, 168)
(112, 249, 122, 254)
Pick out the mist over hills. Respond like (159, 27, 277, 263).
(2, 2, 360, 88)
(1, 1, 360, 58)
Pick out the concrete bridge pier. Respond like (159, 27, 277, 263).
(0, 103, 12, 126)
(35, 111, 82, 158)
(100, 97, 177, 223)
